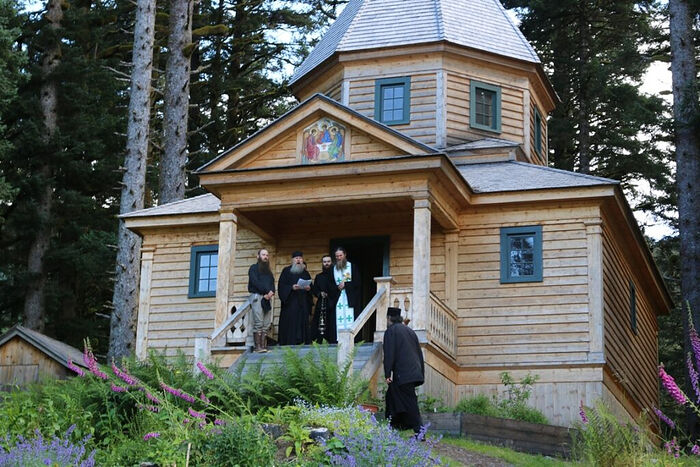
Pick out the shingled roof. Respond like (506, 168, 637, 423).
(290, 0, 540, 85)
(0, 325, 87, 370)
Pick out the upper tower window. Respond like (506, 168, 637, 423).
(534, 107, 543, 155)
(470, 80, 501, 133)
(374, 77, 411, 125)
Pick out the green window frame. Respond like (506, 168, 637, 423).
(374, 77, 411, 125)
(500, 226, 543, 283)
(629, 280, 637, 335)
(188, 245, 218, 298)
(534, 107, 543, 155)
(470, 80, 501, 133)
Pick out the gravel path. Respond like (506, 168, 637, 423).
(432, 441, 512, 466)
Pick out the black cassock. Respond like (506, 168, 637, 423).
(311, 269, 336, 343)
(277, 266, 312, 345)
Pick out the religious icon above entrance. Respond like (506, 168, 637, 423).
(300, 118, 346, 164)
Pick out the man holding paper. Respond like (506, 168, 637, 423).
(277, 251, 312, 345)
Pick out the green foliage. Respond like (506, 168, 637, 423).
(189, 417, 276, 467)
(455, 394, 500, 417)
(419, 393, 451, 413)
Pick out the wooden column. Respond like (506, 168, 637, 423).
(341, 80, 350, 106)
(135, 247, 155, 361)
(435, 70, 447, 149)
(585, 219, 605, 363)
(215, 208, 238, 334)
(444, 230, 459, 310)
(412, 197, 431, 332)
(373, 276, 394, 342)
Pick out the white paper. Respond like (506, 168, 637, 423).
(296, 278, 312, 288)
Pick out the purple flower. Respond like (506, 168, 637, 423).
(214, 419, 226, 426)
(665, 437, 680, 458)
(82, 346, 108, 380)
(188, 407, 206, 419)
(145, 392, 161, 404)
(196, 361, 214, 380)
(659, 366, 688, 405)
(143, 432, 160, 441)
(692, 444, 700, 455)
(652, 406, 675, 429)
(183, 418, 191, 424)
(689, 319, 700, 370)
(111, 360, 137, 386)
(136, 403, 160, 413)
(199, 392, 210, 403)
(579, 401, 588, 424)
(110, 383, 127, 393)
(159, 382, 196, 403)
(67, 359, 85, 377)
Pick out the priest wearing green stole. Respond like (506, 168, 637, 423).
(330, 246, 361, 340)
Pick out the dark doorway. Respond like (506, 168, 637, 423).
(329, 236, 389, 343)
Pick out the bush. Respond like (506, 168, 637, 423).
(455, 394, 499, 417)
(190, 417, 276, 466)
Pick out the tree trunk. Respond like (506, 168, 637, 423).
(108, 0, 157, 360)
(159, 0, 194, 204)
(669, 0, 700, 438)
(576, 4, 591, 174)
(23, 0, 63, 332)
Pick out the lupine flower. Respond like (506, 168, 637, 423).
(110, 383, 127, 393)
(196, 361, 214, 380)
(688, 353, 700, 403)
(652, 406, 675, 429)
(199, 392, 210, 403)
(143, 432, 160, 441)
(111, 360, 137, 386)
(145, 392, 160, 404)
(159, 382, 196, 403)
(692, 444, 700, 455)
(659, 365, 688, 405)
(66, 359, 85, 377)
(188, 407, 206, 419)
(689, 320, 700, 370)
(579, 401, 588, 424)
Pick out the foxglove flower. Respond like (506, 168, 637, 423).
(159, 382, 196, 403)
(67, 360, 85, 377)
(659, 365, 688, 405)
(143, 432, 160, 441)
(188, 407, 206, 419)
(196, 361, 214, 380)
(652, 406, 675, 429)
(111, 360, 137, 386)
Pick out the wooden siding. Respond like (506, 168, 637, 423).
(457, 205, 596, 366)
(0, 337, 69, 385)
(347, 72, 438, 146)
(601, 221, 658, 416)
(326, 80, 342, 102)
(445, 71, 524, 146)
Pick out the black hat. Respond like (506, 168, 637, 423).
(387, 307, 402, 317)
(291, 251, 303, 258)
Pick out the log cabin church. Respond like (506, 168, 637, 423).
(122, 0, 672, 427)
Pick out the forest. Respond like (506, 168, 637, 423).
(0, 0, 697, 431)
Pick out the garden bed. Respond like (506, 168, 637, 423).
(423, 412, 574, 458)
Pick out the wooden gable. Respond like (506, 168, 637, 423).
(198, 94, 435, 173)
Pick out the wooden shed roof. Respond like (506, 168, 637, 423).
(0, 325, 87, 370)
(290, 0, 541, 85)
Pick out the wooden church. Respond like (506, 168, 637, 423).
(122, 0, 672, 426)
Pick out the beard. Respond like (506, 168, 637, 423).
(335, 258, 347, 271)
(290, 262, 304, 275)
(257, 258, 271, 275)
(322, 263, 331, 272)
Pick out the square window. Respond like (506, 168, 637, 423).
(188, 245, 218, 298)
(500, 226, 543, 283)
(374, 77, 410, 125)
(470, 80, 501, 133)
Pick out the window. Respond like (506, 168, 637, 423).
(534, 107, 543, 155)
(470, 80, 501, 133)
(188, 245, 218, 298)
(629, 280, 637, 335)
(500, 226, 543, 283)
(374, 77, 410, 125)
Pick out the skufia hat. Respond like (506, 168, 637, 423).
(291, 251, 304, 258)
(387, 307, 402, 317)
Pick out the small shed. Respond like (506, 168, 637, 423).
(0, 325, 86, 388)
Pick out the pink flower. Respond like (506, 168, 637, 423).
(159, 382, 195, 403)
(579, 401, 588, 424)
(182, 418, 191, 424)
(692, 444, 700, 455)
(659, 366, 688, 405)
(214, 419, 226, 426)
(145, 392, 160, 404)
(196, 361, 214, 380)
(689, 321, 700, 370)
(688, 353, 700, 403)
(82, 345, 108, 380)
(137, 403, 160, 413)
(199, 392, 210, 403)
(67, 359, 85, 377)
(143, 432, 160, 441)
(188, 407, 206, 419)
(652, 406, 675, 429)
(110, 383, 127, 393)
(111, 360, 137, 386)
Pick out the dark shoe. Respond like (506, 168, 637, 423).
(260, 332, 269, 353)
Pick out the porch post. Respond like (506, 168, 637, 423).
(215, 208, 238, 336)
(585, 218, 605, 363)
(444, 230, 459, 310)
(373, 276, 394, 342)
(412, 197, 431, 332)
(135, 247, 155, 361)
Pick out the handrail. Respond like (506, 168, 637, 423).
(348, 286, 386, 336)
(194, 297, 252, 371)
(210, 297, 252, 342)
(429, 291, 457, 320)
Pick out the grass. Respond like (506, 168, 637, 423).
(441, 436, 574, 467)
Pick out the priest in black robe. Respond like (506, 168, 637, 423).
(311, 254, 336, 343)
(277, 251, 312, 345)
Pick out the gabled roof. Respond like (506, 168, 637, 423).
(457, 161, 617, 193)
(0, 325, 87, 369)
(291, 0, 540, 85)
(120, 194, 220, 219)
(197, 93, 437, 173)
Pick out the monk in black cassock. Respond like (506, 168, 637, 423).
(310, 254, 336, 343)
(384, 306, 424, 433)
(277, 251, 312, 345)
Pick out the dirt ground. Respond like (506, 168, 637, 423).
(431, 441, 513, 466)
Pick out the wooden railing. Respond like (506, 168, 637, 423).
(337, 277, 393, 370)
(193, 297, 252, 371)
(428, 292, 457, 358)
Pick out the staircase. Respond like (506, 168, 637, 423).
(228, 342, 383, 382)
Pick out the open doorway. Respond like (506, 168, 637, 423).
(329, 236, 389, 342)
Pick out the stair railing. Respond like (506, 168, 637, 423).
(193, 297, 252, 372)
(337, 276, 393, 370)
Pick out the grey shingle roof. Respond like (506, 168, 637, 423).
(0, 325, 87, 369)
(457, 161, 618, 193)
(446, 137, 520, 151)
(120, 194, 220, 219)
(290, 0, 540, 85)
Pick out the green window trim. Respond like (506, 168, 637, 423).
(500, 226, 543, 283)
(534, 107, 543, 155)
(470, 80, 501, 133)
(374, 77, 411, 125)
(629, 280, 637, 335)
(188, 245, 218, 298)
